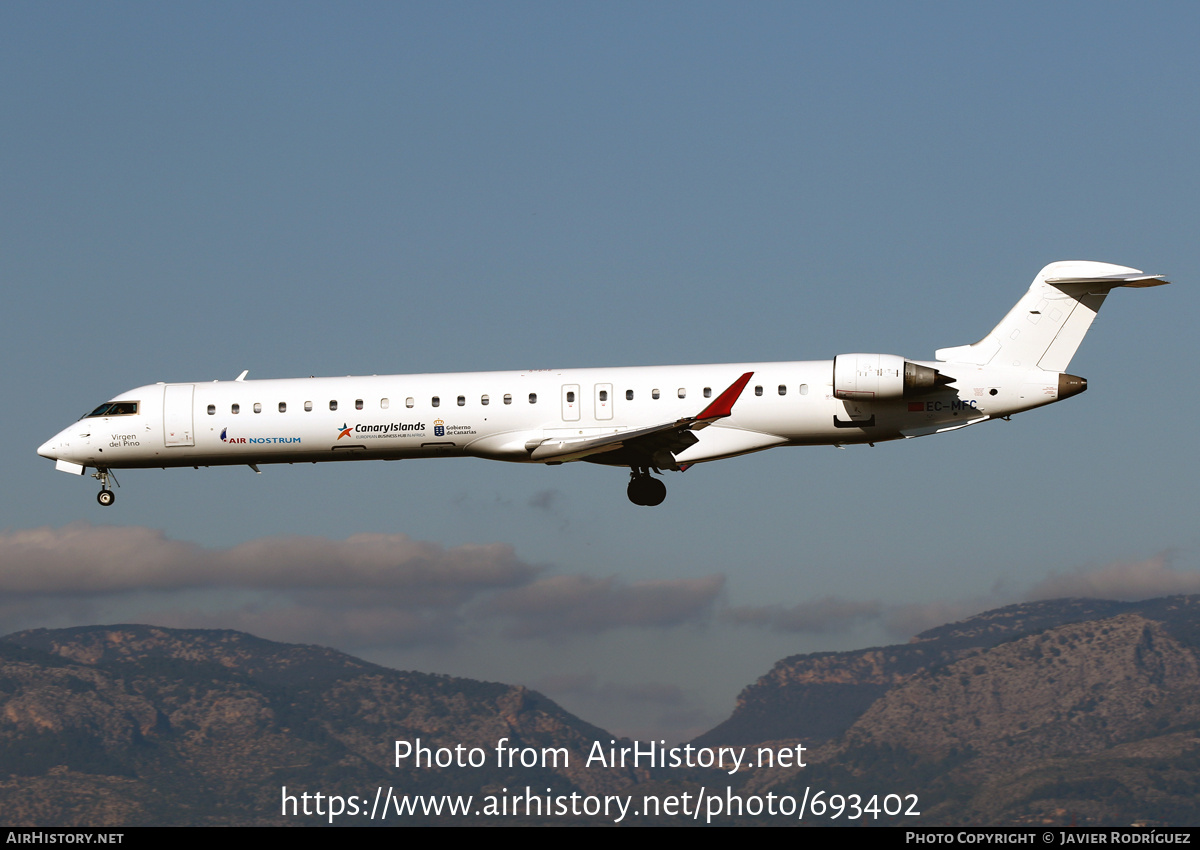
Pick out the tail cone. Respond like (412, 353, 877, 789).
(1058, 373, 1087, 400)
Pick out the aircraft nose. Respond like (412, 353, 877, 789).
(38, 437, 60, 460)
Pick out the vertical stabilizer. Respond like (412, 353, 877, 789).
(935, 261, 1168, 371)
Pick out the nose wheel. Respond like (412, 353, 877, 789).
(92, 468, 118, 507)
(627, 469, 666, 506)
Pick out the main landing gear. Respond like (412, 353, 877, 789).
(92, 468, 118, 507)
(627, 469, 666, 507)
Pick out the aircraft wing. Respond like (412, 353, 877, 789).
(526, 372, 754, 467)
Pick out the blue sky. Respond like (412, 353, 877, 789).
(3, 2, 1198, 740)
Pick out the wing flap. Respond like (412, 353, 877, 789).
(900, 414, 990, 438)
(527, 421, 697, 462)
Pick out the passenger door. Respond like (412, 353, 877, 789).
(163, 384, 195, 447)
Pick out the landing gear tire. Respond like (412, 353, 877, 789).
(91, 468, 118, 506)
(627, 474, 666, 507)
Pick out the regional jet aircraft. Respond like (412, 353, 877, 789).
(38, 261, 1167, 507)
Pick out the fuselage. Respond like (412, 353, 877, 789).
(35, 260, 1165, 507)
(38, 359, 1068, 474)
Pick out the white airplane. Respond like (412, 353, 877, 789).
(38, 261, 1166, 507)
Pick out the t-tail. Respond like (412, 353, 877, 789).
(935, 261, 1169, 371)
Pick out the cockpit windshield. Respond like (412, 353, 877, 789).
(82, 401, 138, 419)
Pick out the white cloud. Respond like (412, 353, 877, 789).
(0, 525, 727, 647)
(1024, 553, 1200, 602)
(725, 596, 882, 634)
(478, 574, 725, 637)
(0, 523, 534, 601)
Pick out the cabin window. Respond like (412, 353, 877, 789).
(677, 388, 686, 399)
(652, 389, 660, 399)
(626, 389, 634, 400)
(566, 391, 575, 403)
(304, 401, 312, 412)
(778, 385, 786, 396)
(279, 402, 287, 412)
(329, 400, 337, 411)
(254, 403, 262, 413)
(406, 397, 414, 408)
(207, 404, 215, 415)
(529, 393, 537, 404)
(355, 399, 363, 410)
(704, 387, 712, 398)
(432, 396, 440, 407)
(599, 390, 608, 401)
(799, 384, 809, 396)
(381, 398, 389, 409)
(754, 385, 763, 397)
(232, 403, 240, 414)
(503, 394, 512, 405)
(457, 395, 465, 406)
(481, 395, 490, 406)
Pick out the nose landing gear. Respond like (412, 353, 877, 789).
(92, 468, 118, 507)
(627, 469, 666, 506)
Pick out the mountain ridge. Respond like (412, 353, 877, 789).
(4, 595, 1200, 825)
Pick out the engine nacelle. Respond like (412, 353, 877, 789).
(833, 353, 947, 400)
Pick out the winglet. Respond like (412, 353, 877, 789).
(695, 371, 754, 422)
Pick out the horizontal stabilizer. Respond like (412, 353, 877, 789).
(1044, 272, 1169, 287)
(936, 261, 1169, 371)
